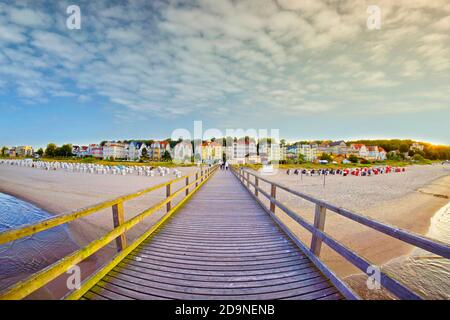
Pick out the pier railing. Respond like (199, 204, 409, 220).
(233, 166, 450, 300)
(0, 165, 218, 300)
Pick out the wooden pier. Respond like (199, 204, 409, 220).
(83, 170, 342, 300)
(1, 165, 449, 300)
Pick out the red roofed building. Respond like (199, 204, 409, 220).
(349, 144, 369, 158)
(150, 141, 171, 161)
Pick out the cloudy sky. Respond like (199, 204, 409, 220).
(0, 0, 449, 147)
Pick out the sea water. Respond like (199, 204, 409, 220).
(383, 201, 450, 299)
(0, 192, 78, 290)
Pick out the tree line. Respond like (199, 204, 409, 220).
(346, 139, 450, 160)
(43, 143, 73, 158)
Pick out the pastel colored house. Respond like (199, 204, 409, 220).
(259, 142, 287, 163)
(89, 144, 103, 158)
(72, 145, 89, 157)
(102, 142, 128, 160)
(350, 144, 369, 159)
(128, 142, 148, 160)
(16, 146, 34, 157)
(329, 141, 348, 155)
(377, 147, 387, 160)
(226, 139, 257, 164)
(8, 147, 16, 157)
(366, 146, 380, 160)
(299, 144, 318, 162)
(150, 141, 171, 161)
(200, 141, 223, 163)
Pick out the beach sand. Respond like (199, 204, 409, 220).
(248, 164, 450, 298)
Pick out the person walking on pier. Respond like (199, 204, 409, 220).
(225, 161, 229, 171)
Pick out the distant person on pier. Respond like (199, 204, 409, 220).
(225, 161, 229, 171)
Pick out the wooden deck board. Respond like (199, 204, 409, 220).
(84, 170, 343, 300)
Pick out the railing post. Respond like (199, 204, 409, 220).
(310, 204, 327, 256)
(246, 172, 250, 188)
(270, 184, 276, 213)
(112, 202, 126, 252)
(166, 183, 172, 212)
(195, 173, 199, 187)
(185, 177, 189, 196)
(255, 176, 259, 196)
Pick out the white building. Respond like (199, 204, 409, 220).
(103, 142, 128, 160)
(225, 139, 257, 164)
(349, 144, 369, 159)
(258, 142, 286, 163)
(299, 144, 318, 162)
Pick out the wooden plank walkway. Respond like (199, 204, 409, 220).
(83, 170, 343, 300)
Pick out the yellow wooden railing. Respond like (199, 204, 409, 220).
(0, 165, 218, 300)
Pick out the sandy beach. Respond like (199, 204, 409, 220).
(249, 164, 450, 298)
(1, 163, 449, 299)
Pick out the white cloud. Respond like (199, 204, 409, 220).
(0, 0, 449, 119)
(0, 23, 26, 43)
(7, 7, 51, 27)
(433, 16, 450, 32)
(277, 0, 326, 14)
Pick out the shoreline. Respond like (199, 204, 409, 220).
(342, 175, 450, 299)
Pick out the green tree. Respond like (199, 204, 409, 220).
(45, 143, 57, 157)
(54, 144, 72, 157)
(412, 154, 425, 161)
(399, 143, 409, 153)
(1, 146, 8, 156)
(36, 148, 44, 157)
(60, 144, 73, 157)
(162, 150, 172, 161)
(319, 153, 332, 161)
(141, 147, 148, 160)
(348, 154, 359, 163)
(297, 153, 306, 164)
(387, 152, 398, 161)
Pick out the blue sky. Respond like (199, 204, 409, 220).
(0, 0, 450, 148)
